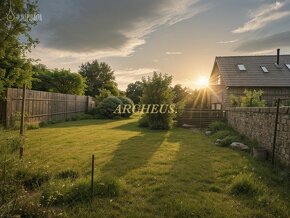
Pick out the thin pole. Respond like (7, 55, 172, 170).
(91, 154, 95, 196)
(20, 84, 26, 159)
(272, 98, 280, 166)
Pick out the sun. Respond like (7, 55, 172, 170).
(196, 77, 209, 88)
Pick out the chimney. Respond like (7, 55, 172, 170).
(276, 48, 280, 66)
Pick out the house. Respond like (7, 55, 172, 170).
(209, 50, 290, 109)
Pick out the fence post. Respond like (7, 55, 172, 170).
(91, 154, 95, 196)
(20, 84, 26, 159)
(272, 98, 280, 166)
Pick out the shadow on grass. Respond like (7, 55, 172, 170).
(101, 127, 168, 178)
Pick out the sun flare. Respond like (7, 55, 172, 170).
(196, 77, 209, 88)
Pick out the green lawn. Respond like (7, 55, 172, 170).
(1, 117, 290, 217)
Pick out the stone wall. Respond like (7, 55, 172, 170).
(226, 107, 290, 168)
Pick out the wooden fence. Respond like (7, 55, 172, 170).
(0, 88, 94, 127)
(177, 109, 226, 128)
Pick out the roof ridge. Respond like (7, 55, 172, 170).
(216, 55, 290, 58)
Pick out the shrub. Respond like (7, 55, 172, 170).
(27, 122, 40, 130)
(208, 121, 228, 133)
(230, 174, 262, 196)
(95, 96, 123, 119)
(56, 169, 79, 180)
(138, 115, 149, 127)
(219, 135, 241, 147)
(140, 72, 175, 130)
(39, 121, 47, 127)
(16, 169, 50, 190)
(211, 130, 234, 141)
(117, 96, 134, 118)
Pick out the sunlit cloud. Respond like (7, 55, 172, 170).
(232, 1, 290, 33)
(216, 39, 239, 44)
(165, 51, 183, 55)
(115, 68, 159, 90)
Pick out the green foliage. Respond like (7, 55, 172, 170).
(0, 0, 39, 98)
(172, 84, 190, 104)
(32, 67, 87, 95)
(16, 169, 50, 190)
(79, 60, 118, 96)
(183, 88, 209, 109)
(138, 115, 149, 127)
(94, 88, 113, 105)
(117, 96, 134, 118)
(230, 174, 262, 196)
(208, 121, 228, 133)
(241, 89, 266, 107)
(27, 122, 40, 130)
(6, 136, 23, 153)
(96, 96, 122, 119)
(126, 81, 143, 104)
(140, 72, 175, 130)
(211, 130, 233, 141)
(56, 170, 79, 180)
(229, 94, 240, 107)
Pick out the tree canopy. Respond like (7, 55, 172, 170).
(32, 67, 87, 95)
(79, 60, 118, 97)
(126, 81, 143, 104)
(0, 0, 39, 98)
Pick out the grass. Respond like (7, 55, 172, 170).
(0, 117, 289, 217)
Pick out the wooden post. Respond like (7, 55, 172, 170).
(272, 98, 280, 166)
(91, 154, 95, 196)
(20, 84, 26, 159)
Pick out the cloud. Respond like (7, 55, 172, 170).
(216, 39, 239, 44)
(35, 0, 209, 56)
(234, 31, 290, 52)
(165, 51, 183, 55)
(115, 68, 159, 90)
(232, 1, 290, 33)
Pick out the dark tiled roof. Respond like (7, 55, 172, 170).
(215, 55, 290, 87)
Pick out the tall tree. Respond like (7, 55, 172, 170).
(0, 0, 39, 98)
(51, 69, 87, 95)
(79, 60, 118, 96)
(140, 72, 175, 130)
(126, 81, 143, 104)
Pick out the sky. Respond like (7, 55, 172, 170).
(29, 0, 290, 90)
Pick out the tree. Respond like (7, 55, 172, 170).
(32, 64, 54, 92)
(51, 69, 87, 95)
(32, 67, 87, 95)
(0, 0, 39, 98)
(172, 84, 189, 104)
(79, 60, 118, 96)
(140, 72, 175, 130)
(126, 81, 143, 104)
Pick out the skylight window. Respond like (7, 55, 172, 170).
(261, 66, 268, 73)
(237, 64, 246, 71)
(286, 64, 290, 70)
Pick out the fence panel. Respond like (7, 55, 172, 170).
(177, 109, 225, 128)
(0, 88, 94, 127)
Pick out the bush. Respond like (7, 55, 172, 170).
(56, 169, 79, 180)
(230, 174, 262, 196)
(140, 72, 175, 130)
(211, 130, 234, 141)
(219, 135, 241, 147)
(16, 169, 50, 190)
(95, 96, 123, 119)
(27, 122, 40, 130)
(117, 96, 134, 118)
(208, 121, 228, 133)
(138, 115, 149, 127)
